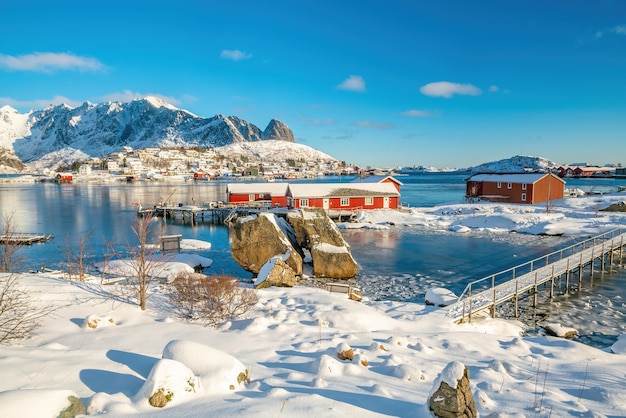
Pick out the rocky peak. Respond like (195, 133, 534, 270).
(263, 119, 295, 142)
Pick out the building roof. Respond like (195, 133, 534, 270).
(352, 175, 404, 186)
(466, 172, 565, 185)
(226, 183, 289, 196)
(288, 182, 399, 198)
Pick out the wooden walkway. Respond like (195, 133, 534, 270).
(444, 228, 626, 323)
(138, 203, 287, 225)
(0, 233, 53, 245)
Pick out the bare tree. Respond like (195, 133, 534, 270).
(0, 274, 57, 344)
(112, 216, 169, 310)
(0, 212, 25, 273)
(63, 229, 92, 281)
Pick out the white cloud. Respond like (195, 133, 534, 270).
(307, 118, 336, 126)
(337, 75, 366, 92)
(489, 85, 499, 93)
(351, 120, 393, 129)
(100, 90, 181, 106)
(220, 49, 252, 61)
(420, 81, 482, 98)
(0, 95, 82, 110)
(595, 24, 626, 39)
(401, 109, 432, 117)
(0, 52, 106, 73)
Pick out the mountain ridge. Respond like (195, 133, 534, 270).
(0, 97, 297, 166)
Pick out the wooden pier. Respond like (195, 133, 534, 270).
(444, 228, 626, 323)
(138, 203, 286, 225)
(0, 233, 53, 245)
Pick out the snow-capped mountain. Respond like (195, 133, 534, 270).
(466, 155, 558, 173)
(0, 97, 299, 166)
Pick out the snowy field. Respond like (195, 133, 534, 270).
(1, 193, 626, 417)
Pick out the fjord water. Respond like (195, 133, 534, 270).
(1, 173, 625, 348)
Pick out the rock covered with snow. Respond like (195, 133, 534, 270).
(162, 340, 249, 395)
(254, 256, 297, 289)
(134, 359, 198, 408)
(542, 323, 577, 339)
(425, 288, 458, 307)
(610, 334, 626, 354)
(429, 361, 477, 418)
(0, 389, 85, 418)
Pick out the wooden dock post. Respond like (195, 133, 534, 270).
(565, 259, 570, 294)
(514, 280, 519, 318)
(601, 241, 606, 275)
(549, 265, 555, 299)
(533, 272, 538, 308)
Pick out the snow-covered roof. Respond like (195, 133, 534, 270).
(288, 182, 399, 198)
(351, 175, 403, 186)
(466, 172, 564, 184)
(226, 183, 289, 196)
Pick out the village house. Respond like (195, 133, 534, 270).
(465, 172, 565, 204)
(55, 172, 73, 183)
(226, 183, 290, 207)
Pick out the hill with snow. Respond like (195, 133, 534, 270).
(0, 97, 311, 169)
(466, 155, 558, 173)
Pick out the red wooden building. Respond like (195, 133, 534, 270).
(226, 182, 401, 212)
(55, 173, 73, 183)
(287, 183, 400, 211)
(465, 172, 565, 204)
(226, 183, 290, 207)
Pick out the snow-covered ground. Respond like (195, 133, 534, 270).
(1, 194, 626, 417)
(344, 193, 626, 238)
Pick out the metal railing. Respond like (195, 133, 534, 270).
(456, 227, 625, 302)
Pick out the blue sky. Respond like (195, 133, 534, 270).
(1, 1, 625, 168)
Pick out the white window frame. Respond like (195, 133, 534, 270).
(521, 193, 527, 201)
(299, 198, 309, 208)
(507, 182, 512, 189)
(522, 183, 527, 190)
(340, 197, 350, 206)
(248, 194, 255, 202)
(497, 182, 502, 188)
(365, 196, 374, 206)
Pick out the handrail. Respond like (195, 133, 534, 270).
(455, 227, 625, 302)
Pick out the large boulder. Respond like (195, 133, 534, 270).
(429, 361, 477, 418)
(231, 213, 302, 275)
(288, 208, 359, 279)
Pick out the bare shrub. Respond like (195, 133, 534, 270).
(169, 273, 259, 326)
(0, 274, 56, 344)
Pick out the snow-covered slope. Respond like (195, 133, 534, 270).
(217, 140, 335, 163)
(0, 97, 296, 164)
(467, 155, 558, 173)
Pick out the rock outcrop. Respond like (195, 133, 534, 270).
(231, 213, 302, 276)
(231, 209, 359, 281)
(429, 361, 477, 418)
(287, 208, 358, 279)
